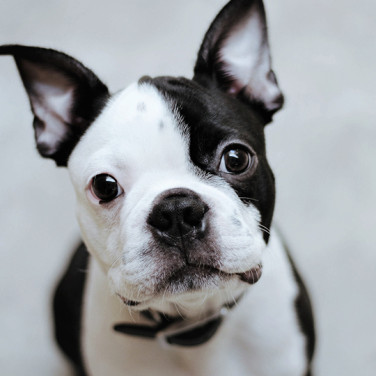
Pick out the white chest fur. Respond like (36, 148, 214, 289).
(81, 230, 308, 376)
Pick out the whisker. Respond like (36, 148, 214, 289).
(258, 223, 270, 235)
(110, 253, 124, 269)
(224, 283, 236, 307)
(174, 302, 184, 319)
(162, 286, 168, 307)
(239, 196, 259, 203)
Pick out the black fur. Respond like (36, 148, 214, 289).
(287, 250, 316, 370)
(53, 243, 89, 376)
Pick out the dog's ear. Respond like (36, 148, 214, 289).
(0, 45, 109, 166)
(193, 0, 283, 123)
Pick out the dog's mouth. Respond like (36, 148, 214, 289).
(117, 294, 142, 307)
(166, 263, 262, 286)
(117, 264, 262, 307)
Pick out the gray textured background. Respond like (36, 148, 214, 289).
(0, 0, 375, 375)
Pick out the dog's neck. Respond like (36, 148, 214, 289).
(86, 254, 246, 347)
(113, 296, 242, 347)
(138, 287, 247, 319)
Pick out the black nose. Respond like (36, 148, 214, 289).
(147, 188, 209, 243)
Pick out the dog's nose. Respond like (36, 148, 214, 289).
(147, 188, 208, 243)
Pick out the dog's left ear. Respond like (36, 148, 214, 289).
(0, 45, 109, 166)
(194, 0, 283, 123)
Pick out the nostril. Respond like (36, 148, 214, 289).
(183, 203, 208, 227)
(159, 210, 173, 232)
(147, 206, 173, 232)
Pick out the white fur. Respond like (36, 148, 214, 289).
(82, 229, 308, 376)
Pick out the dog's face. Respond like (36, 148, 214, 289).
(69, 78, 274, 312)
(1, 0, 283, 315)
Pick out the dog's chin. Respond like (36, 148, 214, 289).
(163, 264, 232, 292)
(115, 264, 263, 311)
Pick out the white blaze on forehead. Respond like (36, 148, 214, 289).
(68, 82, 190, 190)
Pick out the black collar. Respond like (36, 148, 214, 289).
(113, 298, 240, 347)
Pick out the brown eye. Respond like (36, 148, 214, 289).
(91, 174, 122, 203)
(219, 147, 253, 174)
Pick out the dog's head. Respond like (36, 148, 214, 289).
(1, 0, 283, 316)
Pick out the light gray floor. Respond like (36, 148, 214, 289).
(0, 0, 375, 375)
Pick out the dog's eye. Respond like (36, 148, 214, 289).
(91, 174, 123, 203)
(219, 147, 254, 174)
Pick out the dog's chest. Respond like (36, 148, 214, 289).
(81, 231, 307, 376)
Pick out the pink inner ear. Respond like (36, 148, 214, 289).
(31, 84, 75, 155)
(33, 84, 74, 123)
(19, 60, 76, 154)
(217, 8, 282, 112)
(22, 60, 75, 122)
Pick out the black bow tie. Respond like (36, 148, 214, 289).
(113, 298, 241, 347)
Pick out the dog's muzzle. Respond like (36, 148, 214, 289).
(145, 187, 263, 286)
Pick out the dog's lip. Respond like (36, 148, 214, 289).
(116, 294, 141, 307)
(191, 262, 263, 283)
(167, 263, 263, 284)
(237, 264, 263, 285)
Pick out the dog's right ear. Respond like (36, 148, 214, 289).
(0, 45, 109, 166)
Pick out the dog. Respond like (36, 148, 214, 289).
(0, 0, 315, 375)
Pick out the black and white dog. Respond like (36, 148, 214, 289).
(0, 0, 315, 375)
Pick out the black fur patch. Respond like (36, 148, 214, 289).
(53, 243, 89, 376)
(283, 239, 316, 372)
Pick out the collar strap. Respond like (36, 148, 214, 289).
(113, 299, 239, 347)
